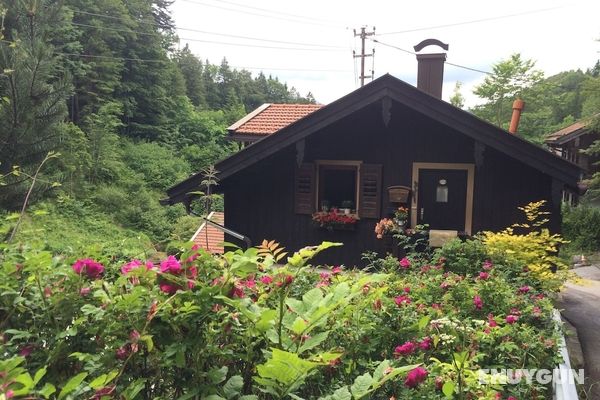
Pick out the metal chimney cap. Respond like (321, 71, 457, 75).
(414, 39, 449, 53)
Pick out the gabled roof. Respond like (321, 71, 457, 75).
(191, 211, 224, 254)
(166, 74, 581, 205)
(228, 103, 323, 137)
(545, 121, 590, 146)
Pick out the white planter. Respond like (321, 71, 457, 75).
(553, 310, 579, 400)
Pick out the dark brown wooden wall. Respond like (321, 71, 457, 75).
(222, 100, 560, 266)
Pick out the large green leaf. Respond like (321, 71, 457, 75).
(223, 375, 243, 400)
(350, 373, 373, 399)
(57, 372, 88, 400)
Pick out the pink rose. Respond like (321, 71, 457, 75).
(121, 259, 153, 274)
(404, 366, 428, 388)
(80, 287, 91, 296)
(482, 260, 493, 270)
(418, 337, 432, 350)
(479, 272, 490, 280)
(260, 275, 273, 285)
(159, 282, 179, 295)
(72, 259, 104, 279)
(331, 266, 343, 274)
(473, 295, 483, 310)
(399, 257, 411, 269)
(506, 315, 519, 324)
(488, 313, 498, 327)
(160, 256, 181, 273)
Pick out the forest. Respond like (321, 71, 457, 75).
(0, 0, 314, 257)
(1, 0, 599, 257)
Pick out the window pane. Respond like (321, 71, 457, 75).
(319, 166, 357, 210)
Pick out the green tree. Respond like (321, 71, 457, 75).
(0, 0, 72, 207)
(449, 81, 465, 109)
(472, 54, 544, 127)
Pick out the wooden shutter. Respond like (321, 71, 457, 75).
(294, 163, 316, 214)
(359, 164, 382, 219)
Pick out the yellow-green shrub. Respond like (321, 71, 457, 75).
(483, 201, 569, 292)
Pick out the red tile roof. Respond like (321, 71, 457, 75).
(228, 103, 323, 136)
(191, 212, 224, 254)
(545, 121, 587, 143)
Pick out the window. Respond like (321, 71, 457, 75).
(317, 163, 359, 212)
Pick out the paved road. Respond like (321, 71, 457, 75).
(559, 266, 600, 399)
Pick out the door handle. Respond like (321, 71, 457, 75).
(420, 208, 424, 219)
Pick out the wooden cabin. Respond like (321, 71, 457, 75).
(166, 43, 581, 266)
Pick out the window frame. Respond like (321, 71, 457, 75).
(314, 160, 363, 216)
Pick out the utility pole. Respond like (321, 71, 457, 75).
(353, 26, 375, 86)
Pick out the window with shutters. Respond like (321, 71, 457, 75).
(294, 161, 382, 219)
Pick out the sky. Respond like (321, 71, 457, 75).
(171, 0, 600, 107)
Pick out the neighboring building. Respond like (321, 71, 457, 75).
(545, 120, 599, 176)
(228, 103, 323, 147)
(167, 42, 581, 266)
(190, 211, 224, 254)
(545, 120, 598, 203)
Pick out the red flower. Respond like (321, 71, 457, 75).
(394, 295, 411, 306)
(399, 257, 411, 269)
(394, 341, 416, 356)
(506, 315, 519, 324)
(479, 272, 490, 280)
(116, 344, 130, 360)
(404, 367, 428, 388)
(331, 266, 343, 274)
(518, 286, 531, 294)
(488, 313, 498, 328)
(473, 295, 483, 310)
(260, 275, 273, 285)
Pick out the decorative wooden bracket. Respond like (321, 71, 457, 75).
(381, 96, 392, 127)
(295, 139, 305, 167)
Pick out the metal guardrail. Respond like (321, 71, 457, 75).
(553, 309, 580, 400)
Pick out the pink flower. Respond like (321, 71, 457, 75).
(482, 260, 493, 270)
(331, 266, 343, 274)
(418, 337, 432, 350)
(116, 344, 130, 360)
(431, 303, 441, 310)
(394, 341, 416, 356)
(479, 272, 490, 280)
(404, 366, 428, 388)
(243, 278, 256, 289)
(19, 344, 34, 357)
(129, 330, 140, 342)
(506, 315, 519, 324)
(488, 313, 498, 327)
(185, 244, 201, 263)
(473, 295, 483, 310)
(92, 386, 115, 400)
(403, 286, 411, 293)
(440, 281, 450, 290)
(507, 397, 517, 400)
(160, 256, 181, 273)
(159, 282, 179, 295)
(231, 285, 245, 298)
(5, 390, 14, 399)
(121, 259, 153, 274)
(532, 306, 542, 317)
(399, 257, 411, 269)
(394, 295, 411, 306)
(80, 287, 91, 296)
(72, 258, 104, 279)
(518, 286, 531, 294)
(260, 275, 273, 285)
(320, 272, 331, 280)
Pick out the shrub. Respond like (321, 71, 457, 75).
(562, 204, 600, 254)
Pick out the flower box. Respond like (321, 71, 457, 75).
(312, 210, 358, 231)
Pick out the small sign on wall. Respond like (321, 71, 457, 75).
(388, 186, 411, 203)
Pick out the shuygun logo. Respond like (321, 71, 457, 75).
(478, 369, 585, 385)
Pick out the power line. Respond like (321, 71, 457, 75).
(204, 0, 342, 26)
(55, 51, 352, 73)
(69, 22, 347, 52)
(71, 9, 345, 49)
(376, 6, 564, 35)
(371, 38, 492, 75)
(178, 0, 343, 29)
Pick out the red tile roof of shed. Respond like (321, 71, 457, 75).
(228, 103, 323, 136)
(191, 212, 224, 254)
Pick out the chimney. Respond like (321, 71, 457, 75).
(414, 39, 449, 99)
(508, 99, 525, 134)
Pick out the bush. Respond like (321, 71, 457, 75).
(0, 232, 564, 400)
(562, 204, 600, 254)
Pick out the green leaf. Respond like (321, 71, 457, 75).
(332, 386, 352, 400)
(298, 331, 329, 354)
(239, 396, 259, 400)
(208, 367, 228, 384)
(141, 335, 154, 352)
(417, 315, 431, 330)
(223, 375, 244, 399)
(203, 395, 225, 400)
(11, 373, 34, 395)
(291, 317, 308, 335)
(372, 360, 390, 381)
(350, 373, 373, 399)
(256, 309, 277, 332)
(121, 379, 147, 400)
(38, 383, 56, 399)
(33, 367, 47, 386)
(58, 372, 88, 400)
(442, 381, 455, 397)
